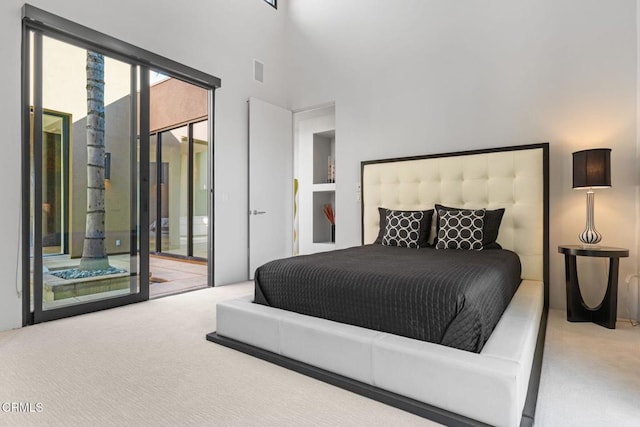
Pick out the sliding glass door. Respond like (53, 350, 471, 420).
(192, 120, 210, 259)
(27, 32, 147, 321)
(22, 5, 220, 324)
(150, 120, 209, 261)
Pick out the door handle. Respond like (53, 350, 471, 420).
(250, 210, 267, 215)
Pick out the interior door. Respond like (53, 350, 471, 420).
(248, 97, 293, 279)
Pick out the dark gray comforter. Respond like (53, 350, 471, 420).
(254, 244, 521, 352)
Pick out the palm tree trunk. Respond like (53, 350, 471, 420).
(79, 51, 109, 271)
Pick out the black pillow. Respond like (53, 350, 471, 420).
(374, 207, 434, 247)
(434, 204, 505, 249)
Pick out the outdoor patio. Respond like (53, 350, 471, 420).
(34, 254, 208, 309)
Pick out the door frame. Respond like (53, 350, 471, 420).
(21, 5, 220, 325)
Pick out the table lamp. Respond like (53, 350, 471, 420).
(572, 148, 611, 245)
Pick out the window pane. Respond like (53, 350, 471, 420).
(42, 113, 66, 256)
(149, 133, 158, 252)
(192, 120, 208, 259)
(36, 35, 139, 310)
(161, 126, 189, 257)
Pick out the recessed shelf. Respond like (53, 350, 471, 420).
(313, 131, 335, 185)
(312, 183, 335, 192)
(309, 242, 336, 253)
(312, 191, 335, 244)
(295, 104, 335, 255)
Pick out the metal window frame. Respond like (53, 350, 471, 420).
(155, 132, 163, 254)
(22, 5, 221, 90)
(187, 123, 195, 258)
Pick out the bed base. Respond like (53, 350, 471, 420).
(521, 309, 548, 427)
(207, 331, 489, 427)
(206, 280, 545, 427)
(206, 311, 546, 427)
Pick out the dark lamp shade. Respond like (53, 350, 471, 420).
(572, 148, 611, 189)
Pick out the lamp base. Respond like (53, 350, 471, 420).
(579, 190, 602, 245)
(578, 242, 601, 250)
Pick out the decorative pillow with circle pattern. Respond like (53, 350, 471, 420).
(382, 210, 425, 248)
(433, 204, 505, 249)
(435, 209, 485, 250)
(375, 207, 433, 247)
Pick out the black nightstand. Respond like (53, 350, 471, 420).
(558, 245, 629, 329)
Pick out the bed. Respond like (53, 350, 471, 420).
(254, 245, 522, 353)
(207, 143, 549, 427)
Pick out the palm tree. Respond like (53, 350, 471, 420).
(79, 51, 109, 271)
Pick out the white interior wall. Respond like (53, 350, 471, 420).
(0, 0, 288, 331)
(1, 0, 638, 332)
(286, 0, 639, 316)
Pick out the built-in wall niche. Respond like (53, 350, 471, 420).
(312, 191, 335, 244)
(313, 130, 335, 185)
(294, 104, 335, 255)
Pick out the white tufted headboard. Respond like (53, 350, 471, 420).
(361, 144, 549, 290)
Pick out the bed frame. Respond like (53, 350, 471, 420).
(207, 143, 549, 427)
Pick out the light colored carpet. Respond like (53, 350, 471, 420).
(0, 283, 434, 427)
(1, 284, 639, 427)
(536, 309, 640, 427)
